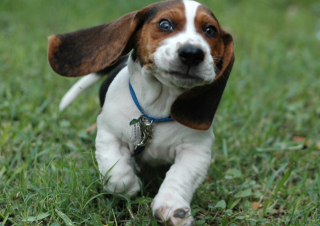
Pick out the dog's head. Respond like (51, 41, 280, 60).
(48, 0, 234, 130)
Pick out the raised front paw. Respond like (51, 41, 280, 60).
(151, 201, 194, 226)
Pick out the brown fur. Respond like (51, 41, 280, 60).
(136, 3, 186, 66)
(194, 6, 224, 75)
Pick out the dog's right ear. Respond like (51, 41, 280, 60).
(48, 11, 142, 77)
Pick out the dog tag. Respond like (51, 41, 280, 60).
(129, 115, 154, 155)
(130, 117, 142, 145)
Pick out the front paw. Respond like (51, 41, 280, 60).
(103, 171, 141, 196)
(151, 201, 194, 226)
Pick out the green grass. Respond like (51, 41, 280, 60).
(1, 0, 320, 225)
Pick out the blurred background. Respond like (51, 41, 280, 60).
(1, 0, 320, 225)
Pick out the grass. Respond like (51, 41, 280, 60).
(1, 0, 320, 225)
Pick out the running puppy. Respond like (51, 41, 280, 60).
(48, 0, 234, 225)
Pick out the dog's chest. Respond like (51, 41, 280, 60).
(97, 66, 214, 164)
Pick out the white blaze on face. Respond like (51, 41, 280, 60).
(171, 0, 211, 53)
(152, 0, 216, 88)
(184, 0, 201, 35)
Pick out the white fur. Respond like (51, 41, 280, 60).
(59, 73, 101, 111)
(95, 1, 216, 225)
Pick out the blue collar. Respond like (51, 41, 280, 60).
(129, 81, 174, 123)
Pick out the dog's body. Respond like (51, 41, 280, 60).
(48, 0, 234, 225)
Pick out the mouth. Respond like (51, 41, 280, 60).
(152, 65, 211, 88)
(160, 70, 208, 88)
(167, 70, 203, 82)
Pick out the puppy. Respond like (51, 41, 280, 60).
(48, 0, 234, 225)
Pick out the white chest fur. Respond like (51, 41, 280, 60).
(96, 58, 215, 165)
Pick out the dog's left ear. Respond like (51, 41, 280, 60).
(170, 30, 235, 130)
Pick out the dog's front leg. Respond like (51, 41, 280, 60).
(95, 127, 141, 196)
(151, 146, 211, 226)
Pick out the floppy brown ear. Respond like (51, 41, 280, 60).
(48, 11, 142, 77)
(170, 30, 235, 130)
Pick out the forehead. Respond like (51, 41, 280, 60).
(145, 0, 219, 26)
(144, 0, 183, 22)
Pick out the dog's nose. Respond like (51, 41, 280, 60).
(178, 45, 205, 66)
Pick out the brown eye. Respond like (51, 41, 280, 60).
(159, 20, 173, 32)
(204, 26, 217, 38)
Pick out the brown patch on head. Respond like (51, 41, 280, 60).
(135, 0, 186, 66)
(194, 5, 225, 79)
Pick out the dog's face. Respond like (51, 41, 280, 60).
(48, 0, 234, 130)
(135, 1, 223, 89)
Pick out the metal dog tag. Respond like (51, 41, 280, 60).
(130, 117, 142, 145)
(129, 115, 154, 155)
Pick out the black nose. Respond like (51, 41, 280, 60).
(178, 45, 205, 66)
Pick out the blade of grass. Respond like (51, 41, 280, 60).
(55, 209, 75, 226)
(0, 205, 12, 225)
(262, 198, 270, 218)
(273, 167, 293, 196)
(112, 209, 118, 226)
(263, 163, 287, 194)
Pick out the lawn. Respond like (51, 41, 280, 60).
(1, 0, 320, 225)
